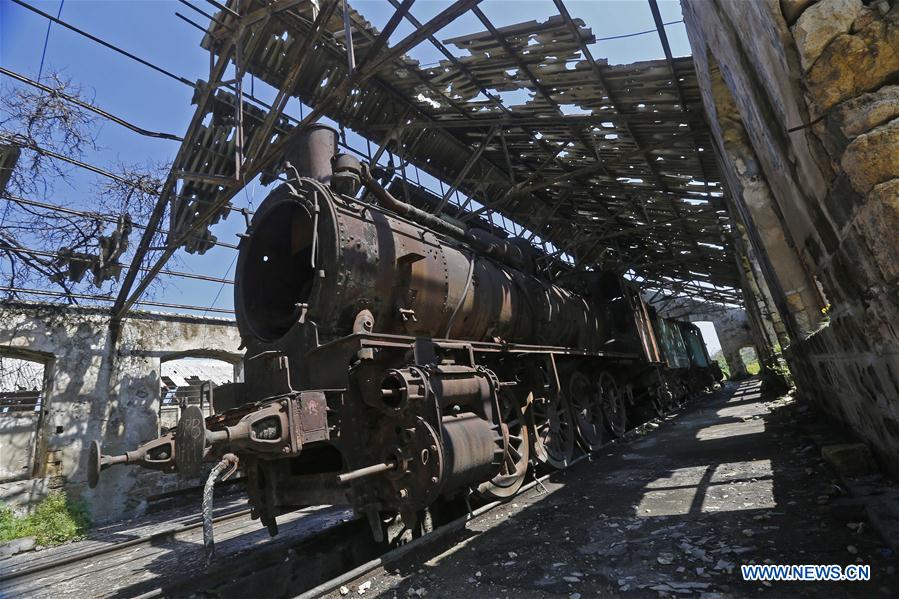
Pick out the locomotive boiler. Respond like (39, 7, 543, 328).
(90, 125, 719, 541)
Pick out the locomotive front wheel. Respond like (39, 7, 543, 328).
(380, 508, 434, 548)
(532, 390, 575, 468)
(568, 371, 604, 451)
(478, 389, 529, 500)
(599, 371, 626, 438)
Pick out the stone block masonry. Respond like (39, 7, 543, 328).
(681, 0, 899, 473)
(0, 301, 242, 522)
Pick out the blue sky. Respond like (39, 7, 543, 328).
(0, 0, 722, 354)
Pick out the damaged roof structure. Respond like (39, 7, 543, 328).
(110, 0, 740, 320)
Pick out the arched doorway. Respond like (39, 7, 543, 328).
(739, 346, 760, 376)
(693, 321, 726, 377)
(159, 354, 241, 435)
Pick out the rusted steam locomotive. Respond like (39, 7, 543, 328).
(91, 125, 720, 540)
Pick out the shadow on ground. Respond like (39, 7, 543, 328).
(353, 379, 899, 598)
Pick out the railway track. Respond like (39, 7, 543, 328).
(0, 391, 710, 598)
(300, 392, 709, 598)
(0, 503, 358, 598)
(0, 506, 251, 584)
(302, 444, 635, 596)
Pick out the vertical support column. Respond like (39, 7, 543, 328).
(705, 66, 824, 341)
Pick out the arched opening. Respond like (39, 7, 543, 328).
(739, 346, 760, 376)
(0, 351, 49, 482)
(693, 321, 725, 376)
(159, 355, 241, 435)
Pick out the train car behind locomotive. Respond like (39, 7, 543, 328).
(90, 126, 720, 542)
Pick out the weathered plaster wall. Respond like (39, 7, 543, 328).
(695, 309, 755, 379)
(682, 0, 899, 470)
(649, 296, 756, 379)
(0, 302, 242, 521)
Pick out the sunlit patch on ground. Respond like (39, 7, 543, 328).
(637, 459, 776, 517)
(695, 419, 765, 440)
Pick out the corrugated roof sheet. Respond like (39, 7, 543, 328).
(160, 357, 235, 389)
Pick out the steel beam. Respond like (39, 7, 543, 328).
(109, 32, 239, 322)
(356, 0, 483, 80)
(433, 126, 498, 214)
(112, 0, 484, 320)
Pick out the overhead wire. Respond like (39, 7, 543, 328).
(0, 135, 255, 216)
(0, 286, 234, 314)
(6, 0, 732, 309)
(36, 0, 65, 81)
(0, 67, 183, 141)
(0, 244, 235, 285)
(10, 0, 377, 162)
(0, 193, 239, 250)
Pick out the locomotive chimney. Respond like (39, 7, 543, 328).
(287, 123, 338, 183)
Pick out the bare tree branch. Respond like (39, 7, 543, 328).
(0, 71, 176, 303)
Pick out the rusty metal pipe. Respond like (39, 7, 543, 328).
(360, 164, 467, 240)
(336, 460, 397, 484)
(359, 165, 528, 268)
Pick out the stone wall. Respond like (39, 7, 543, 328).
(0, 302, 242, 521)
(682, 0, 899, 471)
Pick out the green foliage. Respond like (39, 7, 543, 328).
(711, 350, 730, 379)
(0, 492, 90, 546)
(764, 357, 794, 388)
(0, 504, 18, 542)
(739, 346, 760, 375)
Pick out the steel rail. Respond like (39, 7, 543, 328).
(0, 507, 252, 583)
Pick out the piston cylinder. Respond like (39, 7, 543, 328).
(440, 412, 503, 492)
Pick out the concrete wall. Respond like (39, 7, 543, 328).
(0, 411, 42, 482)
(682, 0, 899, 471)
(0, 302, 242, 521)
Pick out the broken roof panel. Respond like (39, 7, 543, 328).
(178, 0, 739, 305)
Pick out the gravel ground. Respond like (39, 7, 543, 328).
(328, 379, 899, 598)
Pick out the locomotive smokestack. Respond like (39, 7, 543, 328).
(287, 123, 338, 183)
